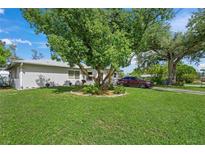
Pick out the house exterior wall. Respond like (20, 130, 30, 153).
(9, 66, 21, 89)
(21, 64, 84, 89)
(9, 63, 119, 90)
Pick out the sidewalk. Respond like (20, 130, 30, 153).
(153, 87, 205, 95)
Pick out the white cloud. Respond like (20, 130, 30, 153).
(1, 39, 13, 45)
(0, 38, 32, 46)
(0, 28, 8, 33)
(0, 9, 4, 15)
(14, 39, 32, 46)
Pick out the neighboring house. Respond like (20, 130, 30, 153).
(0, 68, 10, 87)
(7, 60, 119, 90)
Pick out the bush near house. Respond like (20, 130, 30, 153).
(113, 85, 126, 94)
(82, 85, 101, 95)
(176, 64, 198, 84)
(82, 84, 126, 95)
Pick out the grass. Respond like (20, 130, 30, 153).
(0, 87, 205, 144)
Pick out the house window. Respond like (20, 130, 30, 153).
(75, 71, 80, 79)
(68, 70, 80, 79)
(114, 73, 117, 78)
(68, 70, 75, 79)
(87, 71, 93, 81)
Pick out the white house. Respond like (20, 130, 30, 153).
(7, 60, 119, 90)
(199, 64, 205, 72)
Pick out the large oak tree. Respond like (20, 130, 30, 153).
(22, 9, 131, 88)
(136, 9, 205, 85)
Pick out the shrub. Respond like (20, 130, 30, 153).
(108, 84, 114, 90)
(114, 86, 126, 94)
(82, 85, 101, 95)
(176, 64, 197, 84)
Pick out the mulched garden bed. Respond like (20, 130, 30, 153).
(70, 90, 127, 97)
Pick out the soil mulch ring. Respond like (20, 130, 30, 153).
(70, 90, 127, 97)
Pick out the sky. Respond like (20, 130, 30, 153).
(0, 8, 204, 74)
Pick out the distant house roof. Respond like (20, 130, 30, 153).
(7, 60, 91, 70)
(200, 64, 205, 71)
(140, 74, 153, 78)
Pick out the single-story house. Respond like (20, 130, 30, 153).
(7, 60, 119, 90)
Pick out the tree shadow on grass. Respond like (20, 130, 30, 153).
(50, 86, 83, 94)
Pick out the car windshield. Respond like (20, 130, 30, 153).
(123, 77, 136, 80)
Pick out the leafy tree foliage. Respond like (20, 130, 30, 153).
(128, 9, 174, 60)
(133, 9, 205, 85)
(131, 64, 167, 85)
(0, 41, 11, 67)
(187, 9, 205, 62)
(131, 63, 197, 85)
(136, 23, 205, 85)
(176, 64, 197, 84)
(22, 9, 131, 88)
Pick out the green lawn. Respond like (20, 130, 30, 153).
(0, 87, 205, 144)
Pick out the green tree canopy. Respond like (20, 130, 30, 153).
(187, 8, 205, 62)
(135, 9, 205, 85)
(22, 9, 131, 87)
(128, 9, 174, 55)
(176, 64, 197, 84)
(0, 41, 11, 67)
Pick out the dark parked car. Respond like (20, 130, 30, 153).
(117, 76, 152, 88)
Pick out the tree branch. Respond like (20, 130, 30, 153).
(78, 63, 89, 77)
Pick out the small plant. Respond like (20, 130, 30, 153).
(45, 83, 50, 88)
(114, 85, 126, 94)
(82, 85, 101, 95)
(108, 84, 114, 90)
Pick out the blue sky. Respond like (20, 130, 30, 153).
(0, 8, 204, 73)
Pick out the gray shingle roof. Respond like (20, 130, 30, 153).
(7, 60, 91, 69)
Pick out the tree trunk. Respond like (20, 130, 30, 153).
(78, 63, 114, 89)
(172, 63, 177, 85)
(168, 59, 173, 85)
(167, 59, 177, 85)
(101, 68, 115, 89)
(108, 71, 112, 85)
(95, 69, 102, 86)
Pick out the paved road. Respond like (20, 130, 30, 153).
(184, 84, 205, 87)
(153, 87, 205, 95)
